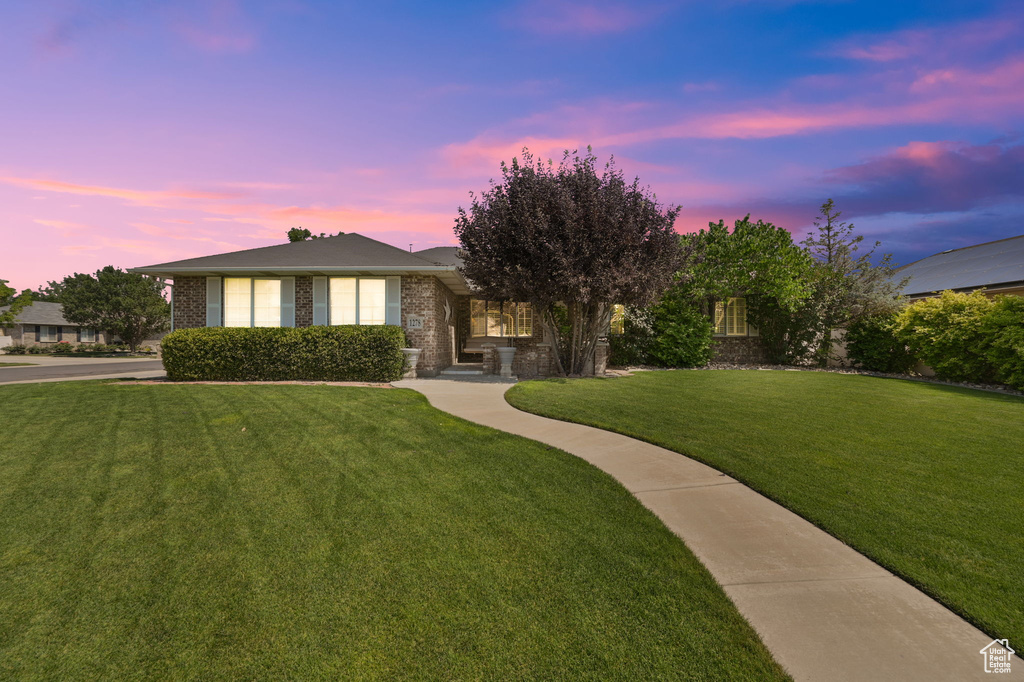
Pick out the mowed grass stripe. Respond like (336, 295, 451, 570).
(507, 370, 1024, 646)
(0, 382, 786, 680)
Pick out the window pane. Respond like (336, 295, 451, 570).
(486, 303, 502, 336)
(224, 277, 252, 327)
(359, 279, 386, 325)
(330, 278, 357, 325)
(609, 304, 624, 336)
(727, 297, 747, 336)
(714, 302, 726, 335)
(81, 328, 95, 342)
(253, 279, 281, 327)
(515, 302, 533, 337)
(470, 299, 487, 337)
(40, 326, 57, 342)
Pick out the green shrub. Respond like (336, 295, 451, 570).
(894, 291, 995, 382)
(844, 313, 916, 374)
(609, 298, 711, 368)
(4, 344, 28, 355)
(161, 326, 407, 382)
(983, 296, 1024, 390)
(54, 341, 75, 354)
(28, 345, 54, 355)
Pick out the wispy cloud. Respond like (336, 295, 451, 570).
(509, 0, 670, 36)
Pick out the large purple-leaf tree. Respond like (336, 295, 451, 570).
(455, 149, 684, 375)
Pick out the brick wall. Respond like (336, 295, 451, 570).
(8, 325, 111, 347)
(711, 336, 767, 364)
(294, 276, 313, 327)
(173, 276, 207, 329)
(401, 276, 457, 376)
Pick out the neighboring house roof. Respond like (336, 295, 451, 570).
(130, 233, 471, 294)
(0, 301, 75, 326)
(413, 246, 462, 267)
(897, 234, 1024, 297)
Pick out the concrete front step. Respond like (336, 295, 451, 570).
(439, 363, 485, 376)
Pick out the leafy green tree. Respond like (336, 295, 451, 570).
(0, 279, 34, 332)
(682, 216, 814, 306)
(53, 267, 171, 351)
(455, 149, 684, 375)
(287, 227, 342, 242)
(801, 199, 906, 366)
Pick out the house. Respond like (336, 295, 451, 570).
(0, 301, 109, 349)
(897, 233, 1024, 299)
(129, 233, 602, 377)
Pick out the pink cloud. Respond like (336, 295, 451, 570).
(0, 176, 235, 207)
(833, 13, 1022, 63)
(510, 1, 668, 36)
(168, 0, 257, 54)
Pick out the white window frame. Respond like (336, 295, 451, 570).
(714, 297, 749, 337)
(470, 300, 533, 338)
(80, 328, 96, 343)
(328, 277, 388, 325)
(39, 325, 58, 342)
(224, 277, 282, 328)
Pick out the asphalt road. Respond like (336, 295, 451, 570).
(0, 359, 165, 383)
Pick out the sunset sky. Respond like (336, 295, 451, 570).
(2, 0, 1022, 290)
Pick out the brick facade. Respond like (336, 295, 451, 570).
(173, 276, 207, 329)
(294, 276, 313, 327)
(6, 325, 111, 347)
(711, 336, 768, 363)
(400, 276, 457, 376)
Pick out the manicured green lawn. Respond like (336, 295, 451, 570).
(507, 371, 1024, 646)
(0, 381, 786, 680)
(0, 362, 35, 367)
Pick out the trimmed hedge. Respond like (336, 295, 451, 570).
(161, 326, 407, 382)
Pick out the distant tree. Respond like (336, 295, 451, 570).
(0, 279, 33, 332)
(682, 215, 814, 304)
(455, 149, 685, 375)
(21, 283, 62, 302)
(53, 267, 170, 352)
(287, 227, 343, 242)
(800, 199, 906, 365)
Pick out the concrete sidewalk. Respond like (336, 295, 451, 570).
(394, 378, 1022, 682)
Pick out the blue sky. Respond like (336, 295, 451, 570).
(1, 0, 1021, 289)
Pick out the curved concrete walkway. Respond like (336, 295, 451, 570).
(395, 378, 1022, 682)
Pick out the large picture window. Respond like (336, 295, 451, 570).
(225, 277, 281, 327)
(714, 297, 749, 336)
(470, 300, 532, 337)
(329, 277, 387, 325)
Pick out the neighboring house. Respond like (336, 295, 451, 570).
(0, 301, 108, 348)
(130, 233, 598, 377)
(897, 233, 1024, 299)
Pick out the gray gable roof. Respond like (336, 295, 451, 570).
(898, 234, 1024, 296)
(413, 246, 462, 267)
(0, 301, 73, 326)
(131, 233, 445, 274)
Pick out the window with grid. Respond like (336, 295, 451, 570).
(470, 300, 533, 337)
(80, 328, 96, 343)
(328, 277, 387, 325)
(39, 325, 58, 342)
(713, 297, 748, 336)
